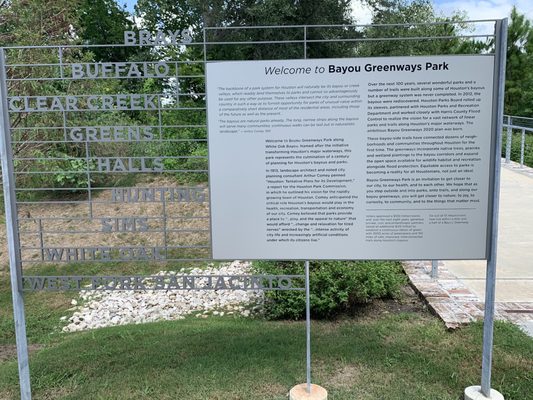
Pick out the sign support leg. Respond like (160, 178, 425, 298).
(0, 49, 32, 399)
(289, 261, 327, 400)
(305, 260, 311, 393)
(10, 286, 32, 400)
(465, 18, 507, 400)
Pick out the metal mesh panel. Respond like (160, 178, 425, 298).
(0, 21, 498, 289)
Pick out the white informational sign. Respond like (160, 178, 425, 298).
(207, 56, 495, 260)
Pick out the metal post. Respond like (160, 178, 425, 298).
(480, 18, 507, 398)
(303, 26, 307, 60)
(505, 115, 511, 163)
(520, 128, 525, 167)
(0, 50, 32, 399)
(305, 260, 311, 394)
(431, 260, 438, 279)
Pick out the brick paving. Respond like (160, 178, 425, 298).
(402, 160, 533, 334)
(403, 260, 533, 330)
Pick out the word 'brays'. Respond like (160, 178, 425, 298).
(71, 62, 170, 79)
(124, 29, 192, 46)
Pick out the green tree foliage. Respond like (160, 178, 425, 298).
(78, 0, 138, 62)
(0, 0, 79, 45)
(361, 0, 481, 57)
(505, 7, 533, 116)
(0, 0, 145, 192)
(133, 1, 358, 181)
(136, 0, 355, 61)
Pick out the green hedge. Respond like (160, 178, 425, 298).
(254, 260, 406, 320)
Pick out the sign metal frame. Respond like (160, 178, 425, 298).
(0, 20, 507, 399)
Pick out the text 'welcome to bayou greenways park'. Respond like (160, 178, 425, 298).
(206, 56, 494, 261)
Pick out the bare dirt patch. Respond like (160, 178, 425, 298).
(0, 344, 43, 362)
(0, 177, 210, 269)
(327, 364, 364, 388)
(347, 284, 429, 321)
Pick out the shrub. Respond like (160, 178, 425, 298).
(254, 260, 406, 320)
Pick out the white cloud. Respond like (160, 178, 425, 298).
(435, 0, 533, 22)
(434, 1, 533, 35)
(350, 1, 532, 36)
(351, 1, 373, 25)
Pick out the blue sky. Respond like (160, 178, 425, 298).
(123, 1, 533, 22)
(123, 0, 135, 13)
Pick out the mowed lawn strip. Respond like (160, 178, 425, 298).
(0, 314, 531, 400)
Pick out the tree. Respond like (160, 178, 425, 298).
(135, 0, 356, 59)
(0, 0, 144, 192)
(360, 0, 477, 57)
(505, 6, 533, 116)
(78, 0, 139, 62)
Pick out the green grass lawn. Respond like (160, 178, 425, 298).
(0, 273, 532, 400)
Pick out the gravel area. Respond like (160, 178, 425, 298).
(62, 261, 264, 332)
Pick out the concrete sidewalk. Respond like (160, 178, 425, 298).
(405, 160, 533, 336)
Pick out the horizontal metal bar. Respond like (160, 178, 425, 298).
(21, 257, 213, 263)
(204, 20, 499, 30)
(20, 242, 209, 247)
(14, 169, 208, 175)
(1, 20, 497, 50)
(305, 34, 493, 43)
(504, 114, 533, 121)
(18, 215, 209, 221)
(15, 185, 207, 192)
(16, 200, 207, 205)
(205, 35, 493, 47)
(20, 228, 210, 236)
(12, 139, 207, 144)
(6, 60, 205, 67)
(9, 107, 206, 114)
(3, 42, 205, 49)
(6, 76, 206, 82)
(9, 93, 167, 99)
(21, 245, 210, 250)
(13, 156, 207, 161)
(20, 229, 209, 235)
(21, 274, 305, 292)
(12, 124, 206, 130)
(4, 35, 494, 54)
(502, 124, 533, 132)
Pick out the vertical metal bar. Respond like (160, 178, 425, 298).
(305, 260, 311, 394)
(203, 25, 208, 65)
(84, 140, 93, 218)
(38, 219, 44, 262)
(162, 194, 168, 250)
(158, 94, 163, 140)
(520, 128, 525, 167)
(481, 18, 507, 398)
(505, 115, 511, 163)
(303, 26, 307, 59)
(174, 61, 180, 107)
(431, 260, 438, 279)
(302, 29, 311, 394)
(0, 49, 32, 400)
(59, 47, 68, 142)
(58, 47, 64, 79)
